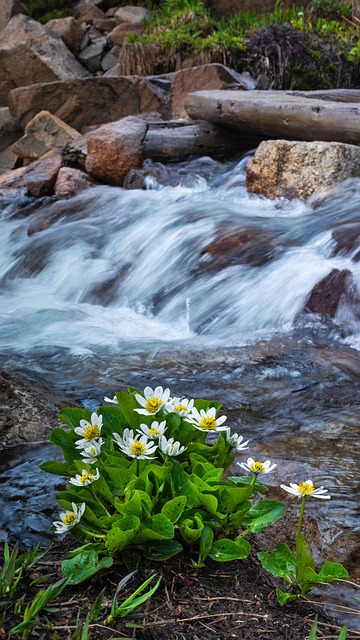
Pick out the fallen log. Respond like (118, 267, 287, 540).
(143, 120, 261, 161)
(185, 90, 360, 145)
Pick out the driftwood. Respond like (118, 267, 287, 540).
(185, 90, 360, 145)
(143, 120, 261, 161)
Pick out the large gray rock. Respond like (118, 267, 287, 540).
(114, 5, 152, 24)
(246, 140, 360, 200)
(85, 115, 148, 186)
(0, 0, 23, 31)
(9, 76, 164, 131)
(12, 110, 80, 161)
(0, 14, 89, 107)
(45, 16, 85, 53)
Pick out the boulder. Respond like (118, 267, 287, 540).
(12, 110, 80, 161)
(45, 16, 85, 54)
(170, 64, 256, 120)
(0, 15, 89, 107)
(85, 116, 148, 186)
(9, 76, 164, 131)
(23, 152, 63, 197)
(199, 227, 279, 269)
(246, 140, 360, 200)
(110, 22, 145, 46)
(332, 223, 360, 260)
(0, 0, 23, 32)
(0, 107, 22, 151)
(0, 165, 27, 189)
(304, 269, 355, 318)
(114, 6, 152, 24)
(74, 4, 113, 31)
(0, 146, 18, 175)
(78, 36, 108, 72)
(55, 166, 97, 198)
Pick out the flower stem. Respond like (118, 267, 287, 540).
(250, 473, 258, 488)
(77, 524, 106, 540)
(90, 486, 111, 516)
(295, 495, 306, 560)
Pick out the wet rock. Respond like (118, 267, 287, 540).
(246, 140, 360, 200)
(0, 369, 62, 444)
(85, 115, 148, 186)
(199, 227, 280, 269)
(170, 63, 256, 120)
(0, 15, 89, 107)
(332, 223, 360, 260)
(9, 76, 164, 131)
(114, 6, 152, 24)
(55, 166, 97, 198)
(12, 110, 81, 162)
(45, 16, 85, 54)
(23, 153, 63, 197)
(304, 268, 355, 318)
(0, 165, 28, 189)
(27, 196, 92, 235)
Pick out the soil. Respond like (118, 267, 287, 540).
(1, 536, 357, 640)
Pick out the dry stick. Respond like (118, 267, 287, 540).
(193, 596, 253, 603)
(143, 611, 273, 627)
(303, 599, 360, 615)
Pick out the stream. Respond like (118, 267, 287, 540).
(0, 154, 359, 626)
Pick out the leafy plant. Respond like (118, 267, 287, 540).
(9, 577, 68, 638)
(0, 543, 48, 599)
(107, 571, 161, 623)
(308, 615, 348, 639)
(258, 480, 350, 605)
(42, 385, 285, 579)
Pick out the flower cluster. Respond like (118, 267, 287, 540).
(75, 412, 104, 464)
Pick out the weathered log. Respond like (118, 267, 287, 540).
(185, 90, 360, 145)
(143, 120, 261, 161)
(289, 89, 360, 103)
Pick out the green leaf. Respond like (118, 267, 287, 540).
(227, 475, 268, 493)
(56, 491, 108, 521)
(106, 516, 140, 553)
(133, 514, 174, 544)
(209, 537, 250, 562)
(40, 460, 75, 477)
(115, 491, 153, 519)
(170, 462, 201, 508)
(242, 499, 285, 533)
(62, 551, 113, 584)
(308, 616, 318, 640)
(50, 428, 78, 462)
(217, 485, 252, 512)
(106, 466, 136, 494)
(57, 408, 92, 430)
(179, 515, 204, 544)
(112, 391, 139, 428)
(141, 540, 183, 561)
(199, 525, 214, 563)
(258, 544, 296, 583)
(318, 560, 349, 581)
(161, 496, 187, 523)
(276, 588, 298, 606)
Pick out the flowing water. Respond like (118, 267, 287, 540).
(0, 155, 359, 624)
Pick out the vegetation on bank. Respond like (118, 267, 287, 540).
(21, 0, 360, 89)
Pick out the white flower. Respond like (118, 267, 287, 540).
(281, 480, 331, 499)
(69, 468, 100, 487)
(165, 397, 194, 417)
(237, 457, 277, 475)
(159, 435, 187, 457)
(79, 439, 103, 463)
(115, 433, 158, 459)
(134, 386, 170, 415)
(112, 428, 134, 449)
(104, 395, 119, 405)
(53, 502, 85, 534)
(185, 406, 227, 432)
(74, 413, 103, 448)
(225, 427, 249, 451)
(137, 420, 167, 440)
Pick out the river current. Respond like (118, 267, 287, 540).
(0, 154, 359, 623)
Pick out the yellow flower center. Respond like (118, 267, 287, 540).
(79, 473, 93, 484)
(174, 404, 187, 412)
(130, 441, 147, 456)
(252, 461, 265, 473)
(298, 481, 315, 495)
(148, 427, 160, 436)
(199, 416, 217, 430)
(144, 397, 163, 413)
(83, 425, 100, 440)
(63, 513, 76, 526)
(89, 447, 96, 454)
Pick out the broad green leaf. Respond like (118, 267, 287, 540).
(40, 460, 75, 477)
(258, 544, 296, 583)
(170, 462, 201, 508)
(161, 496, 187, 523)
(50, 428, 78, 462)
(95, 405, 128, 437)
(133, 514, 174, 544)
(276, 588, 298, 606)
(62, 550, 113, 584)
(57, 408, 91, 430)
(106, 466, 135, 494)
(227, 475, 268, 493)
(217, 485, 252, 512)
(242, 499, 285, 532)
(114, 491, 153, 519)
(199, 525, 214, 562)
(227, 503, 251, 530)
(141, 540, 183, 561)
(296, 534, 315, 591)
(209, 537, 250, 562)
(106, 516, 140, 553)
(318, 560, 349, 581)
(112, 391, 139, 428)
(180, 516, 204, 544)
(56, 491, 108, 524)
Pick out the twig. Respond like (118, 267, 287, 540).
(193, 596, 253, 603)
